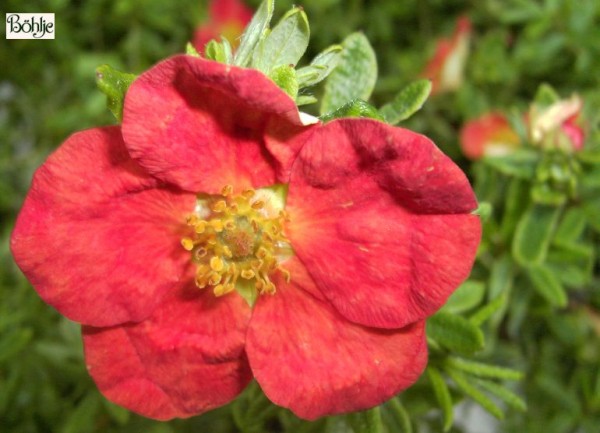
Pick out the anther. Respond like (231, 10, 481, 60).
(212, 200, 227, 213)
(242, 189, 255, 199)
(241, 269, 255, 279)
(181, 238, 195, 251)
(221, 185, 233, 197)
(251, 200, 265, 210)
(194, 220, 207, 233)
(210, 256, 224, 272)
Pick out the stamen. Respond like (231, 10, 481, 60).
(181, 185, 292, 302)
(181, 238, 195, 251)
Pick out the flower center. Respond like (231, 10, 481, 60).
(181, 185, 292, 303)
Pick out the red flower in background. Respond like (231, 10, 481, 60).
(460, 112, 521, 160)
(422, 16, 471, 95)
(528, 95, 586, 151)
(11, 56, 481, 420)
(193, 0, 253, 53)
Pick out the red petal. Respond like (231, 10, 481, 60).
(210, 0, 253, 25)
(122, 55, 305, 194)
(459, 112, 520, 159)
(10, 127, 196, 327)
(83, 285, 252, 420)
(246, 257, 427, 420)
(287, 119, 481, 329)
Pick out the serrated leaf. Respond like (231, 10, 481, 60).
(269, 65, 298, 99)
(513, 204, 562, 266)
(185, 42, 200, 57)
(427, 367, 454, 431)
(526, 265, 568, 307)
(442, 281, 485, 314)
(254, 7, 309, 73)
(483, 149, 539, 178)
(297, 45, 343, 88)
(380, 79, 432, 124)
(445, 357, 523, 381)
(320, 99, 383, 123)
(446, 369, 504, 420)
(320, 32, 377, 114)
(474, 379, 527, 412)
(95, 64, 137, 122)
(427, 312, 485, 355)
(234, 0, 274, 67)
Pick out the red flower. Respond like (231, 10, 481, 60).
(193, 0, 253, 53)
(460, 112, 521, 160)
(11, 56, 481, 420)
(422, 16, 472, 95)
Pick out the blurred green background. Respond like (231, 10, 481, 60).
(1, 0, 599, 432)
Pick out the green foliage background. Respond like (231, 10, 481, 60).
(1, 0, 599, 432)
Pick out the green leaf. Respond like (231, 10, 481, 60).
(553, 208, 586, 246)
(320, 32, 377, 114)
(384, 398, 412, 433)
(204, 38, 233, 64)
(60, 393, 100, 433)
(95, 64, 137, 122)
(269, 65, 298, 99)
(234, 0, 274, 67)
(185, 42, 200, 57)
(474, 379, 527, 412)
(446, 369, 504, 420)
(320, 99, 383, 123)
(445, 357, 523, 381)
(526, 265, 568, 307)
(483, 149, 539, 178)
(254, 6, 309, 73)
(0, 328, 33, 362)
(442, 280, 485, 314)
(296, 95, 318, 106)
(531, 182, 568, 206)
(427, 312, 485, 355)
(297, 45, 343, 88)
(470, 293, 508, 327)
(488, 254, 515, 300)
(427, 367, 454, 432)
(512, 204, 561, 266)
(379, 79, 432, 124)
(533, 83, 560, 107)
(347, 407, 384, 433)
(500, 178, 530, 241)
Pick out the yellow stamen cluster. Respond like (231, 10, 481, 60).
(181, 185, 292, 298)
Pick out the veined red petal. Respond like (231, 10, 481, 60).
(122, 55, 305, 194)
(10, 127, 196, 327)
(83, 285, 252, 420)
(246, 257, 427, 420)
(287, 119, 481, 329)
